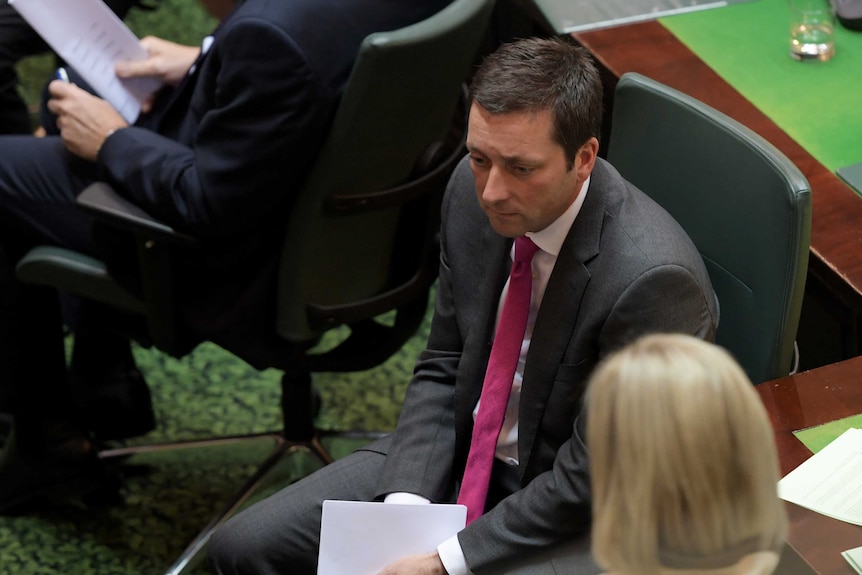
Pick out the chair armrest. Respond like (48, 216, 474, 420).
(77, 182, 200, 247)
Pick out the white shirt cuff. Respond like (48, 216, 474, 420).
(383, 494, 468, 574)
(438, 534, 472, 575)
(383, 492, 430, 505)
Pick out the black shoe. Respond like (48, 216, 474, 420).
(0, 435, 120, 515)
(70, 364, 156, 441)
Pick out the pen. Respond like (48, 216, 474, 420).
(55, 67, 69, 82)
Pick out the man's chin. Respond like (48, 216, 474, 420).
(486, 215, 526, 238)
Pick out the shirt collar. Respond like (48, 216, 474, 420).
(525, 175, 590, 257)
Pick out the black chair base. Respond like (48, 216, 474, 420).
(98, 372, 388, 575)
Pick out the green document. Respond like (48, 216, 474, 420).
(660, 0, 862, 174)
(793, 413, 862, 453)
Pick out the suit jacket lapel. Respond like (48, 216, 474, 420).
(517, 161, 611, 478)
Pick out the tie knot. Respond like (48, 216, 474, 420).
(514, 236, 540, 263)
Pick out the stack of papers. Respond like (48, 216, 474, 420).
(778, 427, 862, 573)
(778, 427, 862, 526)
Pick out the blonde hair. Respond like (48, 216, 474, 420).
(587, 333, 787, 575)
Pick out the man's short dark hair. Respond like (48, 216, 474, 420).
(469, 37, 604, 169)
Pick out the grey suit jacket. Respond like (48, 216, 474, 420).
(376, 156, 718, 573)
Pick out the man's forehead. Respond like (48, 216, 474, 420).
(466, 105, 559, 155)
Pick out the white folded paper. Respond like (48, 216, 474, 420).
(843, 545, 862, 575)
(778, 427, 862, 526)
(317, 500, 466, 575)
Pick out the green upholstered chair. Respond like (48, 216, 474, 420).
(15, 0, 497, 571)
(606, 72, 811, 384)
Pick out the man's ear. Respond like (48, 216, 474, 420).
(574, 137, 599, 180)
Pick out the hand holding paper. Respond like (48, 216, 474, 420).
(47, 80, 128, 160)
(317, 500, 466, 575)
(375, 552, 447, 575)
(9, 0, 163, 123)
(116, 36, 202, 88)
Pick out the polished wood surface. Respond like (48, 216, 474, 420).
(758, 358, 862, 575)
(573, 21, 862, 340)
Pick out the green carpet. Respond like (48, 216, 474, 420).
(0, 292, 433, 575)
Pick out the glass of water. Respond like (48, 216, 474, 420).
(789, 0, 836, 61)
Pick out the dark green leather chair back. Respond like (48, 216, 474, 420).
(607, 73, 811, 384)
(277, 0, 497, 343)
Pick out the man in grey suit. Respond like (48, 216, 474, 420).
(207, 37, 718, 575)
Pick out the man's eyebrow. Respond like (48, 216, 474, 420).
(501, 153, 542, 166)
(465, 144, 539, 165)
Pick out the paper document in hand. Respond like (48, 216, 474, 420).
(317, 500, 467, 575)
(778, 427, 862, 526)
(9, 0, 162, 123)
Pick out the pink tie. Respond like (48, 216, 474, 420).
(458, 236, 540, 524)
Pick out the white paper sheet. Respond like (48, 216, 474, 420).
(843, 546, 862, 575)
(778, 427, 862, 526)
(317, 500, 467, 575)
(9, 0, 162, 123)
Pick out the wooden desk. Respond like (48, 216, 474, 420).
(572, 21, 862, 370)
(758, 358, 862, 575)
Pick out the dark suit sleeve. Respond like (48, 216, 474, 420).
(458, 263, 717, 573)
(98, 17, 326, 239)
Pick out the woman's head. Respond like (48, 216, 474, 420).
(587, 333, 787, 575)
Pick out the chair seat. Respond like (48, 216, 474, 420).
(15, 246, 145, 313)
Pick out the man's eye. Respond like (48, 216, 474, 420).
(470, 156, 487, 167)
(514, 165, 534, 175)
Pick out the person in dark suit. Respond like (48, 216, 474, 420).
(0, 0, 237, 447)
(206, 37, 719, 575)
(0, 0, 452, 513)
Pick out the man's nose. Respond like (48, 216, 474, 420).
(481, 167, 507, 203)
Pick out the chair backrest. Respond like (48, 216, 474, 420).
(606, 73, 811, 384)
(276, 0, 497, 342)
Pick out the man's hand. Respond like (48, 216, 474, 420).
(115, 35, 201, 88)
(46, 80, 128, 161)
(376, 553, 448, 575)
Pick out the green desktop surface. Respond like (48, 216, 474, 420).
(660, 0, 862, 176)
(794, 412, 862, 453)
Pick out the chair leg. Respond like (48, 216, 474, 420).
(163, 436, 294, 575)
(281, 368, 319, 443)
(160, 372, 341, 573)
(281, 369, 389, 452)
